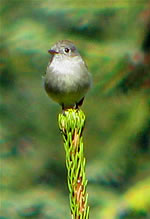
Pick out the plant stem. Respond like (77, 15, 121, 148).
(58, 109, 89, 219)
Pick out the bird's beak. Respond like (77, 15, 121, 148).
(48, 49, 58, 55)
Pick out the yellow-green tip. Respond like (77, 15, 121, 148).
(58, 109, 85, 131)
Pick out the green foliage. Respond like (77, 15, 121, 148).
(0, 0, 150, 218)
(59, 109, 89, 218)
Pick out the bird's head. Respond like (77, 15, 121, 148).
(48, 40, 80, 59)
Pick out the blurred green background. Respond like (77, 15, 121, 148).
(0, 0, 150, 218)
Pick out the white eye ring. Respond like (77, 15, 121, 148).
(64, 48, 70, 53)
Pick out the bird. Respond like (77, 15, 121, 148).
(44, 40, 92, 110)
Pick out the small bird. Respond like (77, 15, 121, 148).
(44, 40, 92, 110)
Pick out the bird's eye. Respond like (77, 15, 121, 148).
(64, 48, 70, 53)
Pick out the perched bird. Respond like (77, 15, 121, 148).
(44, 40, 92, 110)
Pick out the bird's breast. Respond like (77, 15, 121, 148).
(45, 57, 91, 103)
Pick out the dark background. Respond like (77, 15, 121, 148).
(0, 0, 150, 218)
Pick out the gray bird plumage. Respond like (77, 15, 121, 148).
(44, 40, 92, 109)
